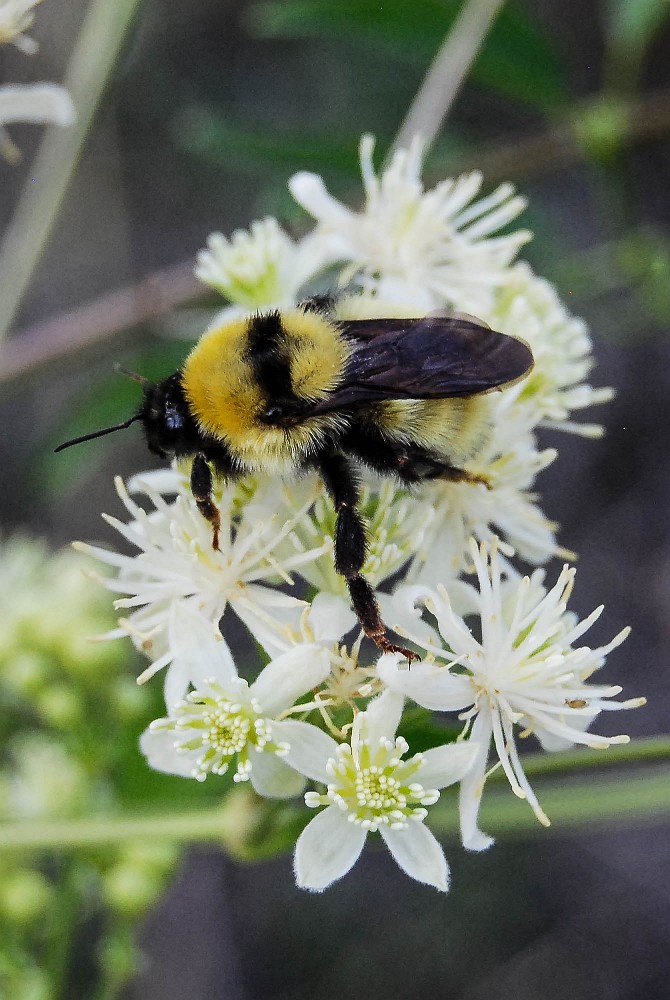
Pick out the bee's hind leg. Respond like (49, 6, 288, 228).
(191, 452, 221, 550)
(319, 453, 419, 662)
(397, 451, 491, 489)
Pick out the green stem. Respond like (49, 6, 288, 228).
(0, 0, 142, 341)
(0, 809, 230, 851)
(434, 767, 670, 838)
(494, 734, 670, 780)
(389, 0, 507, 159)
(0, 739, 669, 852)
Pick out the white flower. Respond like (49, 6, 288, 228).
(3, 735, 88, 820)
(141, 603, 332, 798)
(406, 408, 561, 584)
(194, 217, 330, 320)
(256, 591, 379, 713)
(281, 473, 434, 596)
(75, 469, 333, 702)
(486, 262, 613, 437)
(0, 83, 74, 163)
(378, 538, 644, 851)
(289, 133, 530, 315)
(0, 0, 42, 54)
(278, 689, 479, 891)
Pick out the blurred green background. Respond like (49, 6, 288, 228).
(1, 0, 669, 997)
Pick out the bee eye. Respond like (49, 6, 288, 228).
(261, 406, 284, 423)
(165, 412, 183, 431)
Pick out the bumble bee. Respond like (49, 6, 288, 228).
(56, 301, 533, 659)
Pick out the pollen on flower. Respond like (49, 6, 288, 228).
(153, 678, 281, 782)
(318, 641, 380, 712)
(194, 217, 328, 313)
(308, 735, 439, 832)
(294, 477, 433, 594)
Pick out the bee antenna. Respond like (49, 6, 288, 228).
(114, 363, 149, 386)
(54, 414, 142, 453)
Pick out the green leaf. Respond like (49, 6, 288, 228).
(176, 106, 360, 177)
(244, 0, 568, 110)
(45, 338, 198, 496)
(397, 705, 461, 753)
(606, 0, 670, 53)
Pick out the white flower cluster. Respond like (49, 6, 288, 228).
(0, 0, 74, 163)
(82, 136, 643, 892)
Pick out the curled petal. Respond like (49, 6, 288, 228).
(458, 709, 495, 852)
(377, 654, 474, 712)
(289, 171, 355, 229)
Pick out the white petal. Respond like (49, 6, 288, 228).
(233, 589, 307, 659)
(416, 741, 480, 790)
(288, 171, 354, 228)
(248, 752, 306, 799)
(127, 467, 183, 496)
(163, 657, 192, 708)
(204, 303, 248, 328)
(379, 823, 449, 892)
(273, 720, 338, 783)
(307, 592, 356, 642)
(378, 589, 439, 647)
(168, 602, 237, 689)
(251, 646, 331, 716)
(360, 689, 404, 746)
(458, 710, 495, 851)
(0, 83, 75, 127)
(377, 655, 474, 711)
(294, 806, 367, 891)
(139, 727, 199, 778)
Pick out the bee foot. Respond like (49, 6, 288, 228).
(374, 636, 420, 663)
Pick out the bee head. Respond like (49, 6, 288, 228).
(138, 374, 199, 458)
(54, 369, 198, 459)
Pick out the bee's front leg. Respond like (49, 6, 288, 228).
(190, 452, 221, 550)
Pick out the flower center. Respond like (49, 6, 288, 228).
(165, 680, 279, 782)
(306, 736, 438, 832)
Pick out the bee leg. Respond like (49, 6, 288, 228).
(319, 454, 419, 662)
(298, 294, 337, 315)
(191, 452, 221, 550)
(437, 465, 491, 489)
(396, 452, 491, 489)
(347, 576, 419, 661)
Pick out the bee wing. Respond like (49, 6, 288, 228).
(313, 316, 533, 411)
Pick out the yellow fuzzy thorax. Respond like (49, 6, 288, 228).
(181, 310, 351, 468)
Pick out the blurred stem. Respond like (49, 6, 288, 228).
(0, 0, 142, 342)
(389, 0, 507, 159)
(0, 738, 669, 852)
(0, 260, 201, 384)
(3, 87, 670, 383)
(440, 765, 670, 838)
